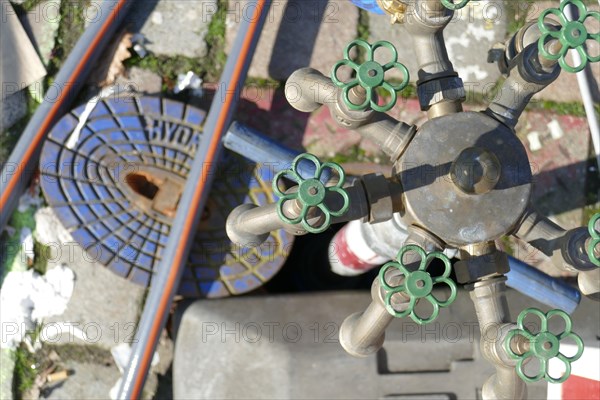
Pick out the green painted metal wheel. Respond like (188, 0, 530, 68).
(272, 153, 350, 234)
(504, 308, 584, 383)
(331, 39, 409, 112)
(379, 244, 457, 325)
(538, 0, 600, 73)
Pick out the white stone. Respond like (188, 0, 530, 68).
(527, 131, 542, 152)
(34, 207, 73, 245)
(0, 265, 74, 350)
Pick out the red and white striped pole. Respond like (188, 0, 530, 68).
(329, 220, 400, 276)
(329, 218, 458, 276)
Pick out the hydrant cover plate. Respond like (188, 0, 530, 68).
(39, 96, 293, 298)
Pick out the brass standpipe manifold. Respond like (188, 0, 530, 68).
(226, 1, 600, 399)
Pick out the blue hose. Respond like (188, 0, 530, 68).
(224, 122, 331, 181)
(507, 256, 580, 314)
(349, 0, 385, 14)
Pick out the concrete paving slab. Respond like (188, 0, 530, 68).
(221, 83, 395, 159)
(45, 360, 120, 400)
(528, 1, 600, 103)
(369, 0, 507, 92)
(303, 106, 362, 157)
(0, 90, 27, 132)
(41, 249, 146, 351)
(127, 0, 216, 58)
(173, 291, 566, 399)
(1, 0, 47, 98)
(201, 82, 309, 151)
(115, 67, 163, 94)
(226, 0, 359, 80)
(34, 208, 146, 351)
(515, 111, 591, 229)
(19, 0, 61, 67)
(28, 208, 173, 399)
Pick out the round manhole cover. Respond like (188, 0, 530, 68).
(39, 96, 293, 298)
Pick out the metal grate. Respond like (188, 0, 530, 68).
(39, 96, 293, 298)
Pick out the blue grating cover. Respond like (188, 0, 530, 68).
(39, 96, 293, 298)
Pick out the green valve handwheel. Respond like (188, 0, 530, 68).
(441, 0, 471, 10)
(272, 153, 350, 234)
(537, 0, 600, 73)
(331, 39, 409, 113)
(504, 308, 584, 384)
(588, 213, 600, 267)
(379, 244, 457, 325)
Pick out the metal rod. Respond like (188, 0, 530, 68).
(117, 1, 272, 397)
(226, 181, 369, 245)
(468, 278, 526, 400)
(339, 228, 442, 357)
(562, 0, 600, 169)
(354, 112, 416, 161)
(404, 0, 455, 78)
(486, 29, 561, 128)
(485, 61, 557, 127)
(402, 0, 465, 116)
(514, 208, 566, 245)
(339, 278, 394, 357)
(227, 202, 288, 245)
(514, 208, 596, 272)
(284, 68, 416, 160)
(0, 0, 135, 232)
